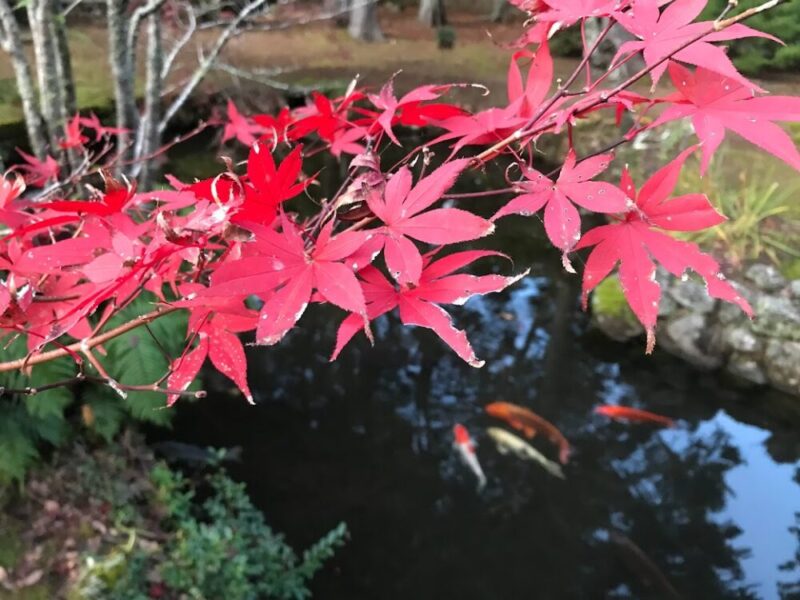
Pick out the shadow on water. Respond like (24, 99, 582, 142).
(153, 140, 800, 600)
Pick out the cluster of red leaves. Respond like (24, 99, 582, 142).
(2, 0, 799, 403)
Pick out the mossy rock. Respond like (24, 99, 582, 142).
(590, 275, 644, 342)
(780, 257, 800, 281)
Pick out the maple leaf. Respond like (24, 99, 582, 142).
(290, 89, 365, 144)
(205, 215, 373, 346)
(222, 100, 263, 146)
(651, 62, 800, 172)
(253, 107, 293, 146)
(331, 250, 528, 367)
(575, 146, 752, 352)
(78, 112, 131, 141)
(367, 81, 462, 144)
(0, 171, 26, 208)
(492, 150, 629, 259)
(15, 149, 59, 187)
(537, 0, 619, 28)
(167, 286, 258, 405)
(59, 114, 89, 149)
(237, 143, 311, 225)
(613, 0, 777, 88)
(365, 159, 494, 285)
(41, 171, 137, 217)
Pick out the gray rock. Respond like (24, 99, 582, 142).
(723, 326, 763, 354)
(658, 293, 679, 318)
(592, 313, 644, 343)
(752, 295, 800, 341)
(764, 339, 800, 396)
(746, 264, 787, 292)
(726, 353, 768, 385)
(789, 280, 800, 299)
(718, 281, 758, 324)
(661, 313, 723, 370)
(668, 279, 716, 313)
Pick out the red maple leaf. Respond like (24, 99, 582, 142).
(331, 250, 528, 367)
(167, 286, 258, 405)
(205, 214, 372, 346)
(0, 171, 25, 208)
(492, 150, 629, 259)
(365, 159, 494, 286)
(59, 114, 89, 150)
(222, 100, 263, 146)
(78, 112, 131, 141)
(537, 0, 620, 28)
(613, 0, 777, 88)
(15, 149, 60, 187)
(41, 171, 137, 217)
(290, 89, 365, 144)
(575, 146, 752, 351)
(652, 62, 800, 172)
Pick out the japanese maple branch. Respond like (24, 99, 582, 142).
(472, 0, 786, 164)
(0, 306, 181, 373)
(0, 375, 206, 399)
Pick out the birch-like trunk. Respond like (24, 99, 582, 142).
(107, 0, 136, 161)
(53, 11, 77, 117)
(27, 0, 66, 148)
(136, 14, 162, 188)
(0, 0, 47, 157)
(418, 0, 446, 27)
(348, 0, 383, 42)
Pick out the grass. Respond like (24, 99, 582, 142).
(677, 155, 800, 269)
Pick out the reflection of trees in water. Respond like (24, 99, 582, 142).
(779, 512, 800, 599)
(174, 249, 792, 599)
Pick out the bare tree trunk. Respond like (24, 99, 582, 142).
(348, 0, 383, 42)
(418, 0, 446, 27)
(107, 0, 136, 162)
(490, 0, 509, 23)
(0, 0, 47, 157)
(326, 0, 349, 28)
(136, 14, 161, 188)
(53, 11, 77, 116)
(27, 0, 67, 149)
(585, 17, 642, 83)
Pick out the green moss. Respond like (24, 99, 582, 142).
(781, 257, 800, 280)
(591, 275, 639, 324)
(0, 516, 24, 568)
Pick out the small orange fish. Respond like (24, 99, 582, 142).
(594, 405, 675, 428)
(485, 402, 570, 464)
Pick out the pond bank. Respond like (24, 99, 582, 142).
(592, 263, 800, 399)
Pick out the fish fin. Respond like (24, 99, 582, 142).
(496, 444, 509, 455)
(523, 426, 536, 438)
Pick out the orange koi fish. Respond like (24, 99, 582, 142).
(453, 424, 487, 490)
(594, 405, 675, 428)
(484, 402, 570, 465)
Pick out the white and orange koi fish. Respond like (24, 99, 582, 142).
(453, 423, 487, 490)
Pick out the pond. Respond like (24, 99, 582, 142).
(153, 142, 800, 600)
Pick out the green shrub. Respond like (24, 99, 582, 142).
(0, 293, 191, 483)
(79, 458, 347, 600)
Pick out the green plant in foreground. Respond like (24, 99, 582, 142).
(79, 460, 347, 600)
(681, 165, 800, 268)
(0, 293, 192, 483)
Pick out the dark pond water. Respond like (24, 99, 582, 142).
(155, 143, 800, 600)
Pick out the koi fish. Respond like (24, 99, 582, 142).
(484, 401, 571, 464)
(487, 427, 565, 479)
(608, 530, 682, 599)
(594, 405, 675, 428)
(453, 424, 487, 490)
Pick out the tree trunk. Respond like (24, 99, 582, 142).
(325, 0, 349, 28)
(418, 0, 446, 27)
(0, 0, 47, 157)
(585, 17, 642, 83)
(137, 14, 162, 188)
(107, 0, 136, 162)
(53, 12, 76, 117)
(27, 0, 66, 149)
(490, 0, 508, 23)
(348, 0, 383, 41)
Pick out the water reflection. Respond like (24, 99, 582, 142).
(156, 142, 800, 599)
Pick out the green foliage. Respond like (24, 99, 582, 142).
(701, 0, 800, 74)
(0, 294, 189, 483)
(81, 461, 347, 600)
(680, 163, 800, 267)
